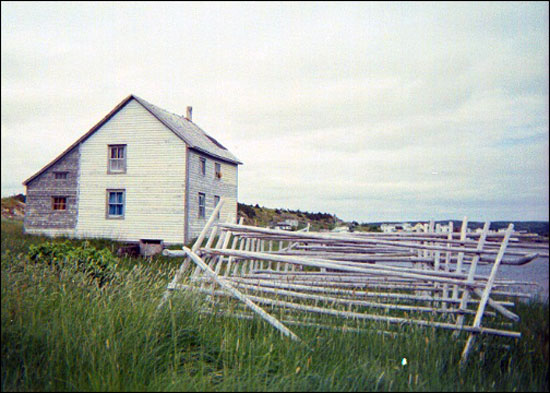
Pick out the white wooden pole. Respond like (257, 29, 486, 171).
(454, 221, 490, 335)
(460, 224, 514, 366)
(181, 247, 300, 342)
(158, 198, 226, 309)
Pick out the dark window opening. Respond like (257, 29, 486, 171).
(200, 157, 206, 176)
(52, 197, 67, 211)
(198, 192, 206, 218)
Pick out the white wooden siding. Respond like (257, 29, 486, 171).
(187, 149, 238, 240)
(76, 99, 187, 244)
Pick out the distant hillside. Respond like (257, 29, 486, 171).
(1, 194, 26, 220)
(238, 203, 343, 231)
(237, 203, 381, 232)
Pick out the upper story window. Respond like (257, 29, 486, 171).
(215, 163, 222, 179)
(107, 190, 125, 218)
(198, 192, 206, 218)
(52, 196, 67, 211)
(54, 172, 68, 180)
(200, 157, 206, 176)
(108, 145, 126, 174)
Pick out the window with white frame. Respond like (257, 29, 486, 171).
(198, 193, 206, 218)
(107, 190, 125, 218)
(215, 163, 222, 179)
(108, 145, 126, 173)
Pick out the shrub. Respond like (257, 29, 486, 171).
(28, 241, 118, 287)
(238, 203, 256, 218)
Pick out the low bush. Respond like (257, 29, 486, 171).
(28, 241, 118, 287)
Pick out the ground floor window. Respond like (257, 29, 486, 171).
(214, 195, 220, 219)
(198, 192, 206, 218)
(52, 196, 67, 211)
(107, 190, 125, 218)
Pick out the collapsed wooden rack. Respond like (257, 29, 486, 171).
(159, 199, 547, 365)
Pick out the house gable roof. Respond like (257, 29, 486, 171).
(23, 94, 242, 186)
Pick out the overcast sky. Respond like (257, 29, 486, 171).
(2, 2, 548, 222)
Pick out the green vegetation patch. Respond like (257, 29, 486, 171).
(28, 241, 118, 287)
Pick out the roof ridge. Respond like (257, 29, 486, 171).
(134, 96, 231, 153)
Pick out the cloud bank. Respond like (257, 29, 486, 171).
(2, 2, 548, 222)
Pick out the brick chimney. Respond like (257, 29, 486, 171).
(186, 106, 192, 121)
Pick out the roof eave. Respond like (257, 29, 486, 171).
(188, 146, 243, 165)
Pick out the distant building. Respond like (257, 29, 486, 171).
(283, 218, 299, 228)
(273, 222, 293, 231)
(412, 223, 427, 232)
(380, 223, 413, 233)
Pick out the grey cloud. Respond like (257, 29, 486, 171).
(2, 2, 548, 222)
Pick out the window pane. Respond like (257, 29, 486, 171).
(200, 158, 206, 175)
(117, 192, 123, 203)
(109, 205, 116, 215)
(109, 193, 116, 203)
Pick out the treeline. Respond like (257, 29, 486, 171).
(238, 203, 336, 222)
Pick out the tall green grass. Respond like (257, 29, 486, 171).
(1, 218, 548, 391)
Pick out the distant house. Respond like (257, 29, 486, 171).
(273, 222, 293, 231)
(283, 218, 299, 228)
(22, 94, 242, 244)
(412, 223, 427, 232)
(380, 223, 413, 233)
(331, 225, 350, 233)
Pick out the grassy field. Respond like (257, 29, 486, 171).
(1, 218, 548, 391)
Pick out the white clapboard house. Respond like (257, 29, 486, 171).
(23, 94, 242, 244)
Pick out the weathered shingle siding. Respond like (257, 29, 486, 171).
(24, 146, 80, 233)
(76, 99, 187, 244)
(187, 149, 238, 240)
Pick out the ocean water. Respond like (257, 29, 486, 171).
(477, 256, 549, 302)
(383, 255, 549, 302)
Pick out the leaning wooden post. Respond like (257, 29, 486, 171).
(232, 235, 248, 276)
(224, 217, 244, 276)
(214, 229, 233, 274)
(158, 198, 226, 310)
(452, 217, 468, 302)
(267, 240, 273, 270)
(182, 246, 301, 342)
(209, 228, 228, 269)
(441, 221, 454, 312)
(454, 221, 490, 336)
(459, 224, 514, 366)
(193, 225, 219, 277)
